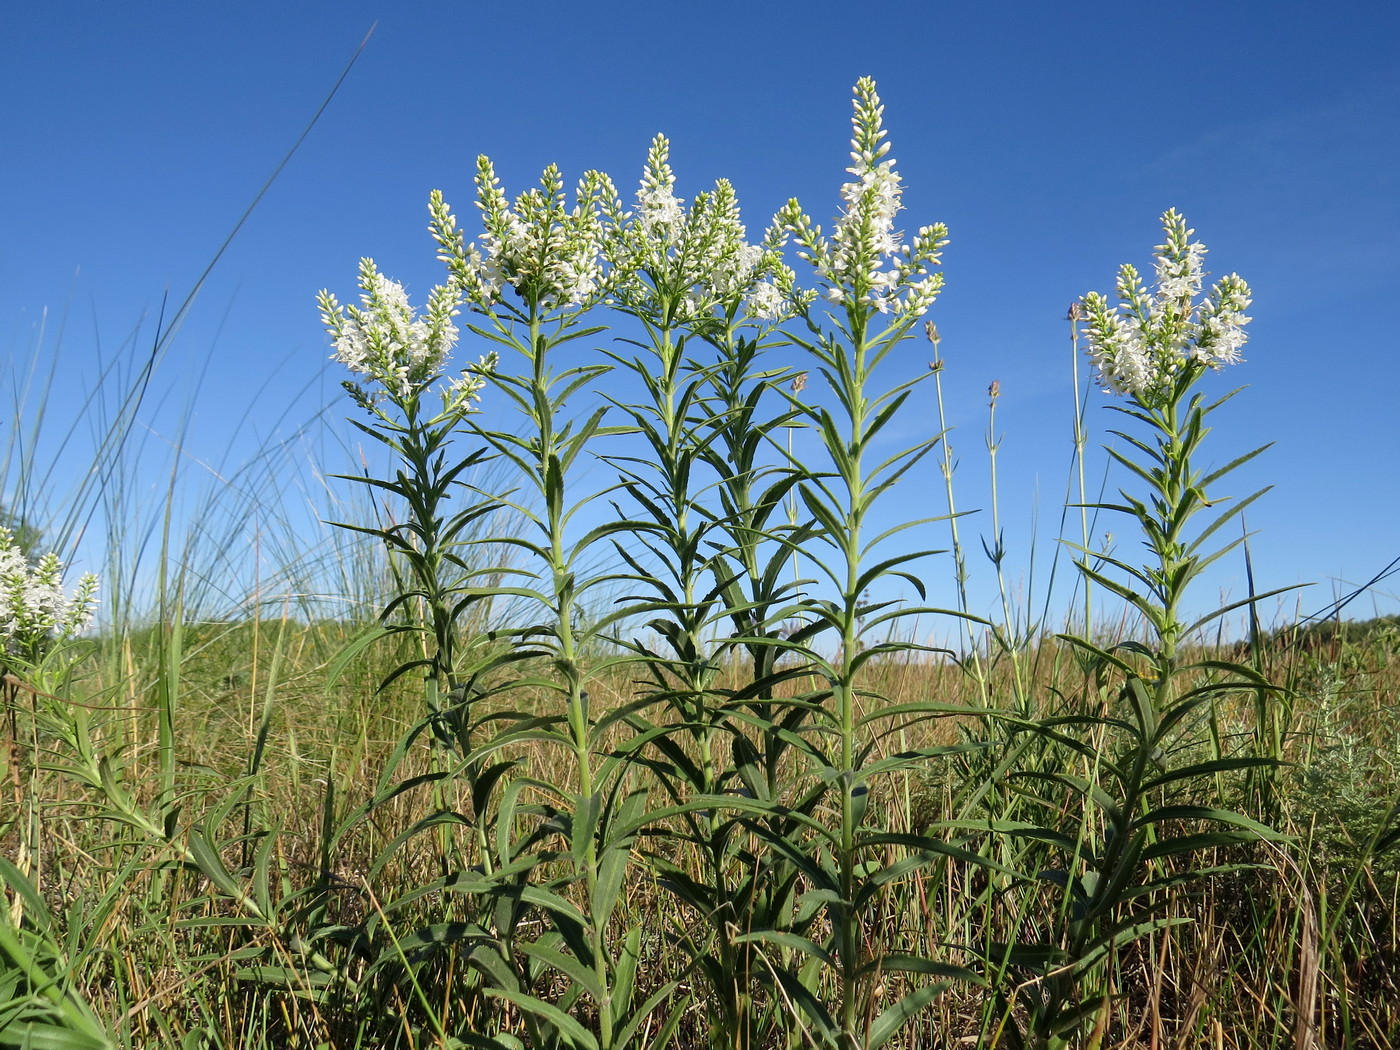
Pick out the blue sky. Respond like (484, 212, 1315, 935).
(3, 2, 1397, 633)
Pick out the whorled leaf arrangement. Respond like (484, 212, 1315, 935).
(970, 212, 1287, 1049)
(2, 81, 1298, 1050)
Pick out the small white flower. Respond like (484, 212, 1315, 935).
(1155, 238, 1206, 301)
(1079, 211, 1252, 405)
(0, 528, 98, 662)
(318, 259, 462, 403)
(744, 280, 787, 321)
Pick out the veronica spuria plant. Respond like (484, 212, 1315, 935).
(317, 259, 498, 731)
(1073, 210, 1268, 677)
(317, 260, 533, 1001)
(985, 213, 1288, 1047)
(600, 134, 806, 754)
(2, 526, 98, 890)
(428, 160, 681, 1050)
(595, 136, 822, 1050)
(0, 535, 141, 1050)
(756, 78, 991, 1049)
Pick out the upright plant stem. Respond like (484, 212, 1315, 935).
(531, 304, 613, 1048)
(1068, 306, 1094, 639)
(929, 326, 986, 693)
(985, 380, 1030, 711)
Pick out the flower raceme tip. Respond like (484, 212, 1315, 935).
(1078, 209, 1252, 406)
(317, 259, 490, 415)
(780, 76, 947, 319)
(0, 527, 99, 662)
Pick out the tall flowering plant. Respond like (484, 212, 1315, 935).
(594, 135, 819, 1050)
(1, 526, 99, 799)
(1074, 210, 1262, 670)
(2, 528, 97, 943)
(317, 260, 494, 729)
(599, 132, 802, 740)
(429, 160, 683, 1050)
(758, 78, 985, 1049)
(988, 213, 1285, 1047)
(1, 529, 98, 841)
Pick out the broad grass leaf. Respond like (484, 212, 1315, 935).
(858, 952, 979, 983)
(515, 940, 605, 1002)
(867, 980, 952, 1050)
(612, 976, 686, 1050)
(1130, 805, 1286, 840)
(482, 987, 599, 1050)
(1138, 830, 1268, 863)
(731, 929, 834, 965)
(0, 1020, 114, 1050)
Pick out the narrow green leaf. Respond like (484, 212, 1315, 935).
(868, 981, 950, 1050)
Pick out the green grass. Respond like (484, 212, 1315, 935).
(2, 621, 1396, 1048)
(5, 77, 1399, 1050)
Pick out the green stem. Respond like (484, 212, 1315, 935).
(835, 316, 870, 1046)
(529, 303, 613, 1048)
(1069, 313, 1093, 638)
(930, 333, 985, 694)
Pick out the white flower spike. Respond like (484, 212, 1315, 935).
(317, 259, 463, 406)
(1079, 210, 1252, 405)
(780, 77, 947, 320)
(0, 528, 98, 663)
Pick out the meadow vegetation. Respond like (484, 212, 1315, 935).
(3, 80, 1397, 1050)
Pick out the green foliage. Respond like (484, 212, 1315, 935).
(0, 860, 115, 1050)
(12, 79, 1400, 1050)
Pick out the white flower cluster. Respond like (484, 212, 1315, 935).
(431, 161, 616, 312)
(781, 77, 947, 319)
(635, 138, 685, 239)
(318, 259, 464, 405)
(1079, 210, 1253, 404)
(606, 135, 798, 326)
(0, 528, 98, 663)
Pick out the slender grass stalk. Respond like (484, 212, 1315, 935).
(981, 379, 1036, 713)
(1067, 302, 1093, 639)
(927, 323, 987, 693)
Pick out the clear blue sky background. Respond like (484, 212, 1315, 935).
(3, 2, 1397, 634)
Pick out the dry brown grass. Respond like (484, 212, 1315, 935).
(4, 615, 1398, 1049)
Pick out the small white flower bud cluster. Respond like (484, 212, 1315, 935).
(635, 136, 685, 239)
(606, 135, 800, 326)
(0, 528, 98, 663)
(781, 77, 948, 319)
(1079, 210, 1253, 405)
(432, 160, 616, 312)
(317, 259, 463, 405)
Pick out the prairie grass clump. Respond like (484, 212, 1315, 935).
(3, 78, 1398, 1050)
